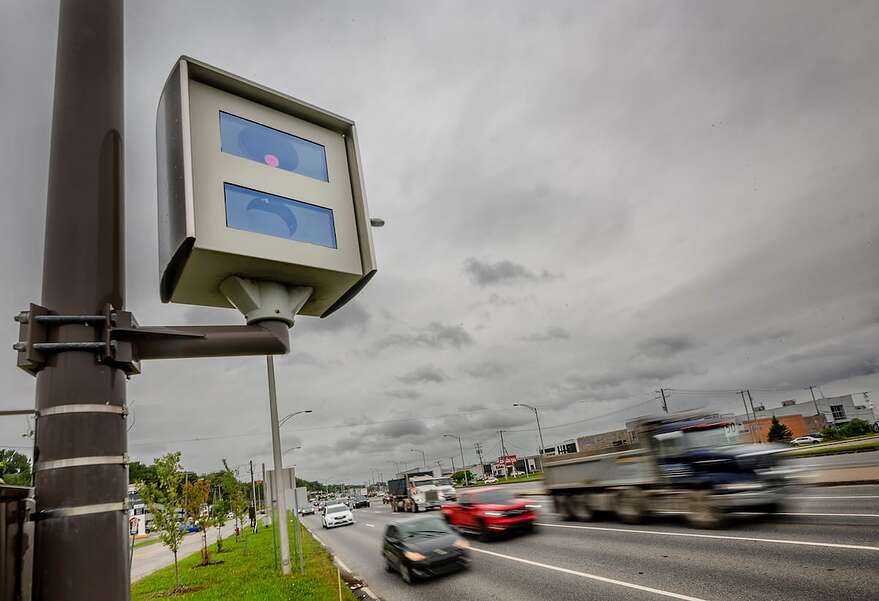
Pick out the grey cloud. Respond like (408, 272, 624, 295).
(525, 326, 571, 342)
(397, 366, 449, 385)
(638, 336, 698, 358)
(387, 389, 421, 400)
(461, 361, 508, 379)
(464, 258, 555, 287)
(375, 322, 474, 351)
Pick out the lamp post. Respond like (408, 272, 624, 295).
(283, 445, 302, 456)
(513, 403, 546, 464)
(442, 433, 469, 486)
(410, 448, 426, 468)
(280, 409, 312, 427)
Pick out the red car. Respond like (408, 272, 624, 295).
(441, 488, 539, 540)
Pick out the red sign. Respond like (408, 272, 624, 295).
(498, 454, 518, 465)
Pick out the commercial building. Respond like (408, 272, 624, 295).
(736, 394, 874, 434)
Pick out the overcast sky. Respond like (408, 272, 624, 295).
(1, 0, 878, 483)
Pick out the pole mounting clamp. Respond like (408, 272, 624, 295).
(34, 454, 128, 473)
(32, 500, 129, 521)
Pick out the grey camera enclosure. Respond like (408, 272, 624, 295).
(156, 56, 376, 317)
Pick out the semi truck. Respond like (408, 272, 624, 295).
(387, 468, 457, 513)
(543, 412, 793, 528)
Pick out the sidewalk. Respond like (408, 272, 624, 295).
(130, 519, 237, 583)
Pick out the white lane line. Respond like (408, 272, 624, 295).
(335, 556, 353, 573)
(362, 586, 379, 599)
(470, 546, 709, 601)
(363, 522, 375, 528)
(791, 496, 879, 500)
(535, 523, 879, 552)
(745, 512, 879, 518)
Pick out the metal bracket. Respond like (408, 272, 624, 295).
(34, 454, 128, 473)
(38, 404, 127, 418)
(32, 500, 129, 521)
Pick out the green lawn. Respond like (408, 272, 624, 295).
(464, 472, 544, 488)
(784, 441, 879, 458)
(132, 520, 356, 600)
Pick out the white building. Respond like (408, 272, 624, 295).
(738, 394, 875, 427)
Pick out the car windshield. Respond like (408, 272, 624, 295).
(326, 505, 348, 514)
(398, 517, 453, 538)
(683, 425, 740, 450)
(477, 490, 516, 505)
(430, 478, 452, 487)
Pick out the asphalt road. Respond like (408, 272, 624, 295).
(303, 485, 879, 601)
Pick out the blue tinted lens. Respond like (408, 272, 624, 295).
(224, 183, 337, 249)
(219, 112, 329, 182)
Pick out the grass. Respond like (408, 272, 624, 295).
(133, 537, 162, 549)
(464, 472, 544, 488)
(132, 519, 356, 600)
(784, 441, 879, 458)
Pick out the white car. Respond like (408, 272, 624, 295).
(791, 436, 823, 445)
(321, 503, 354, 528)
(483, 476, 498, 485)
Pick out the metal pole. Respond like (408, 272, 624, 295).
(457, 437, 468, 486)
(266, 356, 292, 575)
(291, 465, 304, 575)
(34, 2, 127, 599)
(740, 391, 757, 444)
(533, 408, 546, 459)
(659, 389, 669, 413)
(745, 390, 761, 443)
(808, 386, 821, 415)
(263, 463, 277, 571)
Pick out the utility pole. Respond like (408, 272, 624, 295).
(739, 390, 757, 444)
(746, 390, 761, 443)
(474, 441, 484, 469)
(807, 386, 821, 415)
(263, 462, 277, 571)
(31, 2, 128, 599)
(498, 430, 509, 477)
(249, 460, 257, 531)
(657, 388, 669, 413)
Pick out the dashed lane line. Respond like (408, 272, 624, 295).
(535, 522, 879, 551)
(469, 546, 710, 601)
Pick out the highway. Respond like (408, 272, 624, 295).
(303, 485, 879, 601)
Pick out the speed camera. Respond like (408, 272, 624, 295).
(156, 57, 376, 318)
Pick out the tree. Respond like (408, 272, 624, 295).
(0, 450, 32, 486)
(139, 452, 186, 591)
(767, 416, 793, 443)
(230, 484, 249, 543)
(451, 470, 475, 486)
(182, 479, 212, 566)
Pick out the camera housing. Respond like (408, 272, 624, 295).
(156, 57, 376, 317)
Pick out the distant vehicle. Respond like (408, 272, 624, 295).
(299, 504, 315, 515)
(442, 488, 538, 540)
(543, 412, 794, 528)
(382, 515, 470, 584)
(387, 469, 457, 513)
(321, 503, 354, 528)
(791, 436, 823, 445)
(482, 477, 498, 485)
(351, 496, 370, 509)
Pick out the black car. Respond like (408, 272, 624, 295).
(382, 515, 470, 584)
(352, 496, 370, 509)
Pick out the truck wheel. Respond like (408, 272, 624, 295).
(616, 489, 646, 524)
(567, 494, 594, 522)
(686, 490, 725, 529)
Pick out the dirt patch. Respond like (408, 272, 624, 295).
(145, 585, 208, 598)
(192, 559, 225, 568)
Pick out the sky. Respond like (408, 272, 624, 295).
(1, 0, 878, 484)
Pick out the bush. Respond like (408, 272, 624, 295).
(767, 416, 793, 443)
(820, 425, 843, 441)
(839, 418, 873, 438)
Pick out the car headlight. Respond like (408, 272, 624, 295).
(404, 551, 426, 561)
(453, 538, 469, 549)
(525, 504, 542, 509)
(485, 511, 504, 517)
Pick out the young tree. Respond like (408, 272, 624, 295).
(139, 452, 186, 591)
(211, 495, 229, 552)
(182, 479, 212, 565)
(230, 485, 249, 543)
(0, 449, 32, 486)
(767, 416, 793, 443)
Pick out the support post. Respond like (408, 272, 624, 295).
(33, 1, 128, 599)
(266, 357, 292, 575)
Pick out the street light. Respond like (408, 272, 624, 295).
(513, 403, 546, 465)
(279, 409, 312, 427)
(410, 448, 426, 468)
(442, 433, 469, 486)
(283, 445, 302, 456)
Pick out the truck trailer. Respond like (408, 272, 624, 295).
(543, 412, 793, 528)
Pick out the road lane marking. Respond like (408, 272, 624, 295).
(363, 522, 375, 528)
(469, 546, 710, 601)
(535, 523, 879, 551)
(746, 512, 879, 518)
(791, 496, 879, 500)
